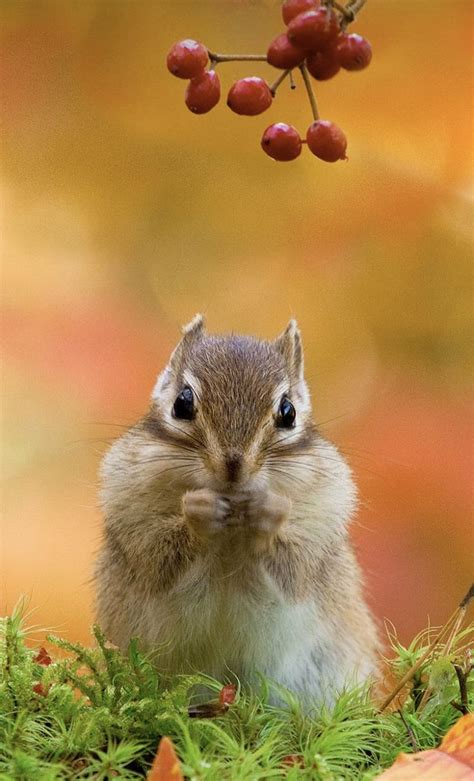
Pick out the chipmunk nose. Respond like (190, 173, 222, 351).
(224, 452, 242, 483)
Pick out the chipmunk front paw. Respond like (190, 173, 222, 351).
(236, 487, 291, 550)
(183, 488, 231, 540)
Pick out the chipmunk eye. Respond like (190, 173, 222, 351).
(173, 386, 195, 420)
(276, 396, 296, 428)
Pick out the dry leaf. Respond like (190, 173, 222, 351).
(375, 713, 474, 779)
(147, 736, 184, 781)
(187, 701, 229, 718)
(441, 713, 474, 766)
(188, 683, 237, 717)
(219, 683, 237, 706)
(34, 647, 52, 666)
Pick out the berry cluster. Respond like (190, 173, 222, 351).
(167, 0, 371, 163)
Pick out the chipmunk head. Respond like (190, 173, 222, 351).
(101, 314, 356, 531)
(142, 314, 315, 494)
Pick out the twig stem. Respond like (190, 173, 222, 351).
(340, 0, 368, 29)
(397, 710, 418, 752)
(416, 683, 433, 713)
(208, 51, 268, 65)
(269, 69, 291, 96)
(333, 1, 349, 16)
(299, 63, 319, 120)
(416, 584, 473, 714)
(379, 588, 472, 712)
(344, 0, 367, 20)
(453, 662, 471, 715)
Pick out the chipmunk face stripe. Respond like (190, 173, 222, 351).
(140, 410, 177, 444)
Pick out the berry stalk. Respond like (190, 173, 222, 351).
(339, 0, 367, 30)
(208, 51, 268, 65)
(269, 68, 292, 96)
(299, 63, 319, 121)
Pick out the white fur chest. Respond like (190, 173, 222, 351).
(137, 555, 325, 690)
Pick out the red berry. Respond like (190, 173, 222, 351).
(306, 120, 347, 162)
(282, 0, 319, 25)
(336, 33, 372, 70)
(166, 39, 208, 79)
(261, 123, 302, 161)
(227, 77, 272, 116)
(306, 48, 340, 80)
(287, 8, 340, 51)
(185, 70, 220, 114)
(267, 33, 306, 70)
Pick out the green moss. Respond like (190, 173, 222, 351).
(1, 605, 472, 780)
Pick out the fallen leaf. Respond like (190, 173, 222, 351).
(32, 682, 48, 696)
(441, 713, 474, 767)
(187, 702, 228, 718)
(188, 684, 237, 718)
(147, 736, 184, 781)
(34, 647, 52, 666)
(375, 713, 474, 779)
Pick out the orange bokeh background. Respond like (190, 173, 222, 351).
(1, 0, 473, 646)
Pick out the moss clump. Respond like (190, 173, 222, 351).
(1, 604, 472, 780)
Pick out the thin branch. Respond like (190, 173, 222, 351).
(416, 682, 433, 714)
(397, 709, 418, 752)
(208, 50, 268, 65)
(453, 662, 471, 715)
(379, 585, 473, 712)
(416, 585, 473, 715)
(299, 63, 319, 121)
(460, 583, 474, 608)
(344, 0, 367, 20)
(269, 69, 292, 96)
(333, 1, 349, 16)
(340, 0, 368, 30)
(443, 607, 468, 656)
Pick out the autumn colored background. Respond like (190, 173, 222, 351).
(1, 0, 473, 648)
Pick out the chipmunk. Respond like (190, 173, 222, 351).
(95, 315, 379, 704)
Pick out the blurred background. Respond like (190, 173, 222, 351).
(1, 0, 473, 647)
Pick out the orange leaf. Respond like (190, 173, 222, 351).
(147, 737, 184, 781)
(374, 714, 474, 780)
(219, 683, 237, 706)
(441, 713, 474, 767)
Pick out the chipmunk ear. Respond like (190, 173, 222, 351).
(152, 314, 205, 398)
(181, 313, 205, 340)
(274, 319, 304, 385)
